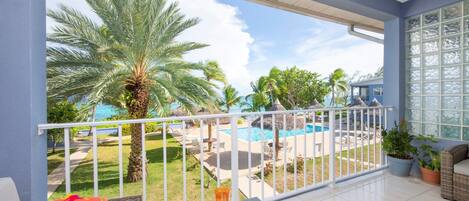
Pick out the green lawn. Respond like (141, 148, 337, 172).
(49, 134, 243, 201)
(261, 143, 382, 193)
(47, 148, 77, 175)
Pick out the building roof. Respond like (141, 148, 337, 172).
(350, 77, 383, 87)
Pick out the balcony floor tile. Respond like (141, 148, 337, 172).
(280, 170, 444, 201)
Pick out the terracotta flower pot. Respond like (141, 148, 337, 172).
(420, 167, 440, 185)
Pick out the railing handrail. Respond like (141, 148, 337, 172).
(37, 106, 393, 133)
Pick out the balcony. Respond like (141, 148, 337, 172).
(39, 106, 392, 201)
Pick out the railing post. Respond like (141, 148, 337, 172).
(230, 116, 239, 201)
(328, 109, 336, 187)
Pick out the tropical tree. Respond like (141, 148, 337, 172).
(47, 100, 79, 153)
(242, 79, 270, 112)
(276, 67, 329, 109)
(328, 68, 348, 107)
(202, 60, 226, 85)
(246, 67, 329, 110)
(47, 0, 217, 182)
(219, 85, 242, 112)
(263, 67, 282, 103)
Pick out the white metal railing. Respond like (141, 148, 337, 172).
(39, 106, 393, 201)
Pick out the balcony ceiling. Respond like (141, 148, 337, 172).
(248, 0, 385, 33)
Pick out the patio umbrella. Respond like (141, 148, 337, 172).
(351, 96, 367, 107)
(194, 108, 232, 152)
(369, 98, 382, 107)
(251, 99, 304, 159)
(368, 98, 382, 127)
(350, 97, 367, 131)
(308, 99, 324, 109)
(251, 99, 305, 130)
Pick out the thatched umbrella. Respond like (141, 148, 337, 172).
(351, 96, 367, 107)
(171, 106, 230, 152)
(369, 98, 382, 107)
(307, 99, 324, 109)
(194, 108, 232, 152)
(251, 99, 304, 159)
(369, 98, 382, 127)
(350, 97, 367, 130)
(252, 99, 305, 130)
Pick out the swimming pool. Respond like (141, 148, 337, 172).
(222, 124, 328, 142)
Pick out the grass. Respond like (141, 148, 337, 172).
(47, 148, 77, 175)
(49, 134, 244, 201)
(261, 143, 382, 193)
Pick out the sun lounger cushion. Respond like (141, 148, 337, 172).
(454, 159, 469, 176)
(0, 177, 20, 201)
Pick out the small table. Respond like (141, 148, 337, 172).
(203, 138, 217, 152)
(268, 142, 284, 149)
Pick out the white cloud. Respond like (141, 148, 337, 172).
(46, 0, 255, 94)
(250, 40, 274, 64)
(294, 22, 383, 77)
(176, 0, 254, 94)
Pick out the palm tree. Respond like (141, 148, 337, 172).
(257, 76, 278, 105)
(328, 68, 348, 107)
(242, 80, 270, 112)
(219, 85, 241, 112)
(47, 0, 217, 182)
(202, 60, 226, 85)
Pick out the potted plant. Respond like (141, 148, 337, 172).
(416, 135, 441, 185)
(381, 121, 416, 176)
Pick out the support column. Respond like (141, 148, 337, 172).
(0, 0, 47, 201)
(383, 17, 405, 127)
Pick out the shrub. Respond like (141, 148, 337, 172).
(415, 135, 441, 171)
(263, 162, 274, 177)
(237, 118, 245, 125)
(287, 156, 304, 173)
(381, 121, 416, 159)
(47, 100, 79, 153)
(121, 122, 161, 136)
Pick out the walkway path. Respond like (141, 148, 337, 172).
(47, 140, 92, 198)
(47, 136, 127, 198)
(238, 175, 278, 199)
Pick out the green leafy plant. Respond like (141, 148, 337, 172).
(381, 121, 416, 159)
(47, 100, 79, 153)
(416, 135, 441, 172)
(287, 156, 304, 173)
(262, 162, 274, 177)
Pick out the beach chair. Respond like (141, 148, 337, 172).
(263, 143, 273, 158)
(191, 138, 204, 152)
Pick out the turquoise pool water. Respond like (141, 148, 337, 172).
(222, 124, 328, 142)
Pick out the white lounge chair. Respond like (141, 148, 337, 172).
(191, 138, 204, 152)
(263, 143, 273, 158)
(0, 177, 20, 201)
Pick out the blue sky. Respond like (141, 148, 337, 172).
(46, 0, 383, 95)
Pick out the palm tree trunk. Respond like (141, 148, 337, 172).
(125, 81, 150, 182)
(208, 123, 212, 152)
(275, 128, 280, 160)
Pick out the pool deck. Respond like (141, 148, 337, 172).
(170, 123, 381, 181)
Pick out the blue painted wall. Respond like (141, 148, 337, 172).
(0, 0, 47, 201)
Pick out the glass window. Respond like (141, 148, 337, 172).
(373, 87, 383, 96)
(406, 1, 467, 141)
